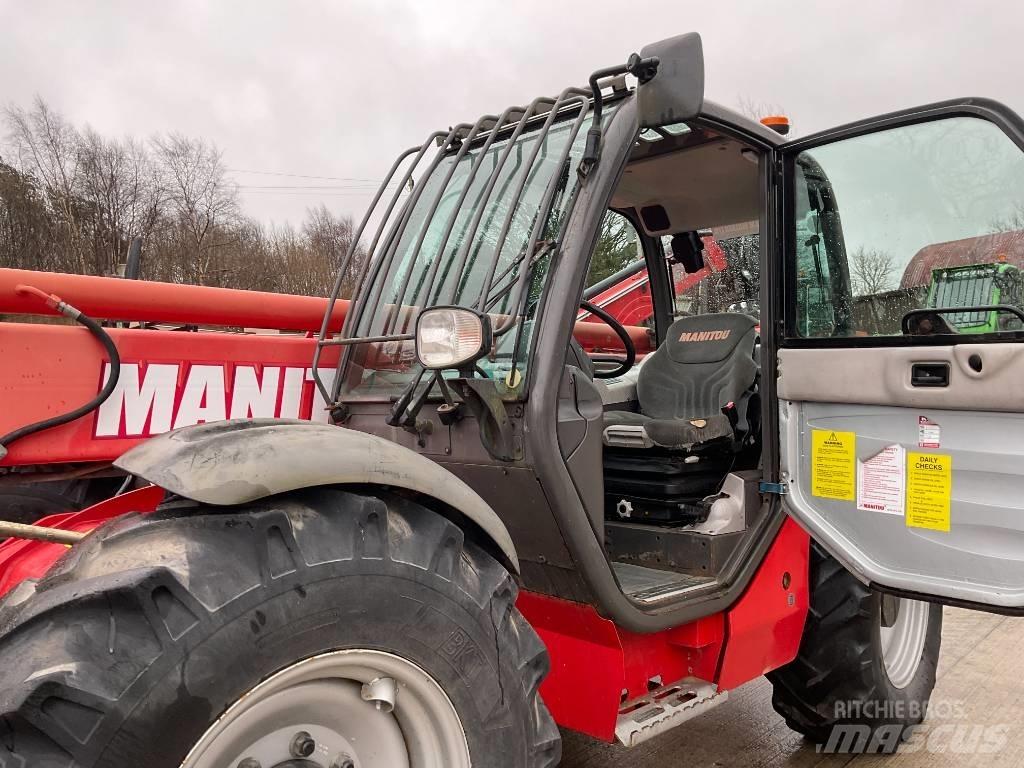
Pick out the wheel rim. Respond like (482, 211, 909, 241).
(879, 596, 930, 690)
(180, 649, 470, 768)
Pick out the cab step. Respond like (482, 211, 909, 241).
(615, 677, 727, 747)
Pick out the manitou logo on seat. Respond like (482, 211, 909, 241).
(679, 329, 731, 342)
(94, 363, 337, 438)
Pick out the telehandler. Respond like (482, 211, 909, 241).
(2, 31, 1024, 768)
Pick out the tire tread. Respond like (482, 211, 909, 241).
(0, 488, 558, 767)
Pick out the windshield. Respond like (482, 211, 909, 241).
(336, 107, 595, 399)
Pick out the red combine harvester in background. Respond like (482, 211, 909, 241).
(3, 32, 1024, 768)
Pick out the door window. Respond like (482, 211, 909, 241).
(790, 117, 1024, 339)
(581, 211, 651, 328)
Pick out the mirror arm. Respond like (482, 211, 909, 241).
(579, 54, 660, 178)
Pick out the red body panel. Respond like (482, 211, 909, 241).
(716, 518, 810, 689)
(518, 518, 809, 741)
(517, 593, 725, 740)
(0, 485, 165, 597)
(0, 323, 341, 465)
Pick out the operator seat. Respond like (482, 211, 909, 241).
(603, 312, 758, 449)
(601, 313, 758, 524)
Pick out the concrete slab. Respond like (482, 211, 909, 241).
(560, 608, 1024, 767)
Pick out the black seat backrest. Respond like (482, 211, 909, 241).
(637, 313, 758, 420)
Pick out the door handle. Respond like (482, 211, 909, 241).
(910, 362, 949, 388)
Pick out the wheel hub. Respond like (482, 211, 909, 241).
(879, 597, 929, 690)
(181, 650, 470, 768)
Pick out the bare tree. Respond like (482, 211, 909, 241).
(151, 132, 238, 285)
(988, 203, 1024, 233)
(849, 247, 896, 294)
(0, 156, 55, 271)
(1, 96, 369, 301)
(78, 129, 162, 275)
(4, 96, 87, 271)
(301, 203, 363, 296)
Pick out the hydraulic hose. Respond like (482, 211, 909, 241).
(0, 285, 120, 461)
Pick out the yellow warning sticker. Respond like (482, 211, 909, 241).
(811, 430, 856, 501)
(906, 452, 952, 532)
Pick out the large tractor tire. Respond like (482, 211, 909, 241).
(0, 478, 124, 525)
(767, 540, 942, 751)
(0, 487, 560, 768)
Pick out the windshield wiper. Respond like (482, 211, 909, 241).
(386, 366, 428, 428)
(484, 239, 555, 313)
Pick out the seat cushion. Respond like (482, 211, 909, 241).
(603, 410, 733, 450)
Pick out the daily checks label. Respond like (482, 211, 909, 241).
(906, 452, 952, 532)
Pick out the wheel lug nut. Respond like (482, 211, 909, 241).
(290, 730, 316, 758)
(237, 759, 261, 768)
(331, 756, 355, 768)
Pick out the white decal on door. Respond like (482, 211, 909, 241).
(856, 444, 906, 516)
(918, 416, 941, 449)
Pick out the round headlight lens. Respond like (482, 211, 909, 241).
(415, 308, 487, 369)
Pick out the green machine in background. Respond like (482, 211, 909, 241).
(927, 262, 1024, 333)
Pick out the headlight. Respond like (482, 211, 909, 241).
(415, 307, 491, 370)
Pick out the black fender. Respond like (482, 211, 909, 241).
(114, 418, 518, 570)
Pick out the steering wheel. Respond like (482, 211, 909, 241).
(578, 299, 637, 379)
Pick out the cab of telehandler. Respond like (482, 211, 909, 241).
(311, 29, 1024, 630)
(308, 34, 783, 628)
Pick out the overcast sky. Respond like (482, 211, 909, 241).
(2, 0, 1020, 226)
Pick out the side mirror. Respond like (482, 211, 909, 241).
(637, 32, 705, 129)
(670, 231, 705, 274)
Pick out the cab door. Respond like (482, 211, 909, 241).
(775, 98, 1024, 610)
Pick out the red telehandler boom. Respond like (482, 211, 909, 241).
(0, 266, 649, 467)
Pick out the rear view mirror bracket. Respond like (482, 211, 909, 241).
(579, 53, 661, 179)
